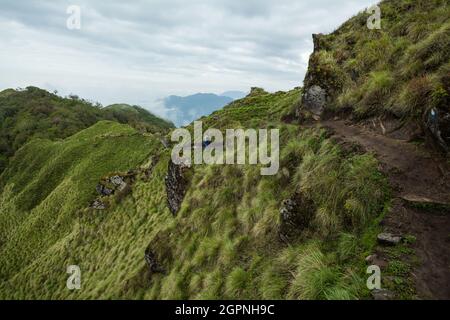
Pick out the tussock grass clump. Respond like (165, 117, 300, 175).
(306, 51, 348, 93)
(295, 134, 387, 236)
(287, 242, 336, 300)
(225, 267, 251, 298)
(354, 33, 394, 73)
(401, 22, 450, 77)
(312, 0, 450, 122)
(393, 76, 434, 117)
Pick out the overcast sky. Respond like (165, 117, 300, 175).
(0, 0, 376, 118)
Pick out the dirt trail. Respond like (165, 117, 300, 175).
(319, 120, 450, 300)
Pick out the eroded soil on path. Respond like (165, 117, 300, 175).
(319, 120, 450, 299)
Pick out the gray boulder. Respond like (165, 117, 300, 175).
(303, 85, 327, 117)
(144, 250, 164, 273)
(96, 184, 113, 196)
(91, 199, 106, 210)
(377, 233, 402, 246)
(110, 175, 125, 186)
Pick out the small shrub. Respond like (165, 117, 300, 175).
(354, 71, 395, 117)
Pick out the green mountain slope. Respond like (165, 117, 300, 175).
(103, 104, 174, 133)
(1, 0, 447, 300)
(0, 87, 174, 172)
(0, 88, 389, 299)
(298, 0, 449, 150)
(0, 121, 168, 298)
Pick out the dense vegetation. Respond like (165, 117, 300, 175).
(0, 88, 390, 299)
(103, 104, 174, 134)
(0, 87, 173, 172)
(0, 121, 166, 298)
(303, 0, 449, 121)
(1, 0, 446, 299)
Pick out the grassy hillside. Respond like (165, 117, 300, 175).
(0, 89, 390, 299)
(0, 87, 173, 172)
(0, 121, 167, 298)
(300, 0, 449, 122)
(3, 0, 446, 300)
(128, 89, 390, 300)
(103, 104, 174, 133)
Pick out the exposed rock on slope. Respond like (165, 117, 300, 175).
(90, 157, 160, 210)
(298, 0, 450, 152)
(300, 33, 342, 119)
(144, 250, 165, 274)
(279, 192, 315, 242)
(165, 161, 190, 215)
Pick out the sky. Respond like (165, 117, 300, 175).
(0, 0, 376, 118)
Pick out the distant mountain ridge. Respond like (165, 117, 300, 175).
(1, 0, 449, 300)
(163, 91, 247, 126)
(0, 87, 173, 173)
(220, 91, 247, 100)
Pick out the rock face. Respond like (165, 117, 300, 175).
(424, 107, 450, 152)
(144, 250, 164, 274)
(312, 33, 327, 51)
(377, 233, 402, 246)
(165, 161, 189, 215)
(110, 175, 127, 191)
(91, 199, 106, 210)
(302, 85, 327, 116)
(279, 193, 315, 242)
(299, 33, 335, 119)
(96, 184, 113, 196)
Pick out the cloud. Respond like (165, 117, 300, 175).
(0, 0, 376, 117)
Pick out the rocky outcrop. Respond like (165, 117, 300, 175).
(312, 33, 328, 52)
(302, 85, 327, 117)
(95, 174, 132, 198)
(298, 33, 343, 120)
(377, 233, 402, 246)
(96, 184, 113, 196)
(165, 161, 190, 215)
(88, 156, 161, 211)
(248, 87, 267, 97)
(91, 199, 106, 210)
(279, 192, 315, 242)
(110, 175, 127, 191)
(144, 250, 164, 274)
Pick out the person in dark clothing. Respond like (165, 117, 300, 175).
(202, 136, 212, 148)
